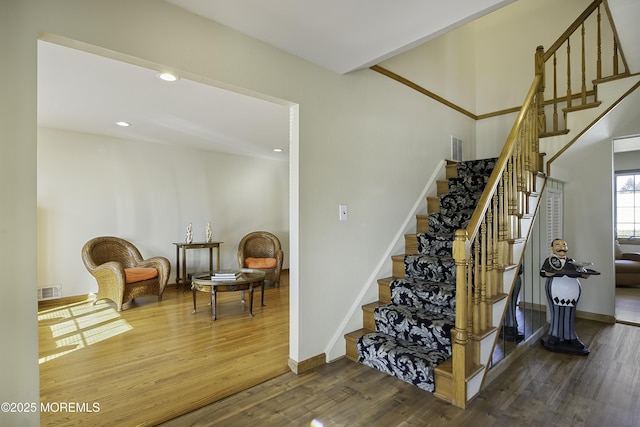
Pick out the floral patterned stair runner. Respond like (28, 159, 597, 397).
(356, 158, 496, 392)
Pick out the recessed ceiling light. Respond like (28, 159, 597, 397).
(116, 121, 131, 127)
(157, 72, 178, 82)
(273, 148, 283, 152)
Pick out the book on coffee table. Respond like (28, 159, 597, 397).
(211, 270, 241, 280)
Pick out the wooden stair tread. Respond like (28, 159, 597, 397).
(508, 237, 527, 245)
(416, 214, 429, 233)
(362, 301, 381, 311)
(344, 328, 368, 362)
(436, 180, 449, 195)
(563, 101, 602, 113)
(540, 129, 570, 138)
(434, 359, 485, 383)
(474, 326, 499, 341)
(351, 159, 542, 408)
(427, 197, 440, 214)
(593, 73, 630, 84)
(488, 293, 508, 304)
(377, 277, 393, 285)
(445, 162, 458, 179)
(345, 328, 367, 341)
(405, 234, 418, 254)
(434, 358, 453, 377)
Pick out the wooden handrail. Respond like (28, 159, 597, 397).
(542, 0, 601, 62)
(449, 0, 632, 408)
(602, 0, 631, 77)
(450, 74, 541, 408)
(370, 65, 477, 120)
(464, 75, 541, 243)
(369, 0, 630, 407)
(537, 0, 628, 135)
(546, 78, 640, 175)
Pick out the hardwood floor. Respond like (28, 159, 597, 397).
(164, 318, 640, 427)
(615, 286, 640, 325)
(40, 275, 640, 426)
(38, 273, 290, 426)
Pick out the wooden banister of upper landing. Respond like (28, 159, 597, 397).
(542, 0, 602, 62)
(535, 0, 629, 135)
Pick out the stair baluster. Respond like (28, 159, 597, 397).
(346, 0, 631, 409)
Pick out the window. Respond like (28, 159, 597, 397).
(615, 171, 640, 239)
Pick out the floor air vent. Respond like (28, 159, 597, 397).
(38, 285, 62, 300)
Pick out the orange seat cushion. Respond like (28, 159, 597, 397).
(245, 257, 277, 269)
(125, 267, 158, 283)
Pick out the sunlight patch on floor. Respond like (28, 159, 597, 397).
(38, 300, 132, 364)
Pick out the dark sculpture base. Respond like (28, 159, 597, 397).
(500, 326, 524, 342)
(541, 336, 590, 356)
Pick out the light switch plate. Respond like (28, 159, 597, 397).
(339, 204, 348, 221)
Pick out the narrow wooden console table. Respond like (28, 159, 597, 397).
(173, 241, 223, 290)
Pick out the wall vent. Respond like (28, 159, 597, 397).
(451, 136, 463, 161)
(38, 285, 62, 301)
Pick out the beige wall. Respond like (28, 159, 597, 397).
(382, 0, 596, 115)
(380, 23, 478, 116)
(381, 0, 597, 158)
(371, 0, 640, 328)
(544, 75, 640, 321)
(1, 2, 40, 425)
(474, 0, 596, 112)
(1, 0, 627, 425)
(555, 139, 617, 317)
(2, 2, 475, 424)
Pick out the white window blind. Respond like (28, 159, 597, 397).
(546, 188, 563, 246)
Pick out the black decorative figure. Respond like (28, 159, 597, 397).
(539, 238, 599, 356)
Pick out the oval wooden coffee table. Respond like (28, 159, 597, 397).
(191, 269, 266, 320)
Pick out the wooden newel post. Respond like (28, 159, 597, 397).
(452, 229, 470, 408)
(535, 45, 546, 135)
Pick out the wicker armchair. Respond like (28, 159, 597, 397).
(82, 236, 170, 311)
(237, 231, 283, 287)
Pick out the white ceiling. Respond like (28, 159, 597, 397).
(166, 0, 515, 75)
(37, 40, 291, 161)
(38, 0, 640, 158)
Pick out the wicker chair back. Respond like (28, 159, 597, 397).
(81, 236, 170, 311)
(237, 231, 283, 287)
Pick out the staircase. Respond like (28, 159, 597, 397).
(344, 0, 634, 409)
(346, 159, 496, 393)
(343, 92, 545, 406)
